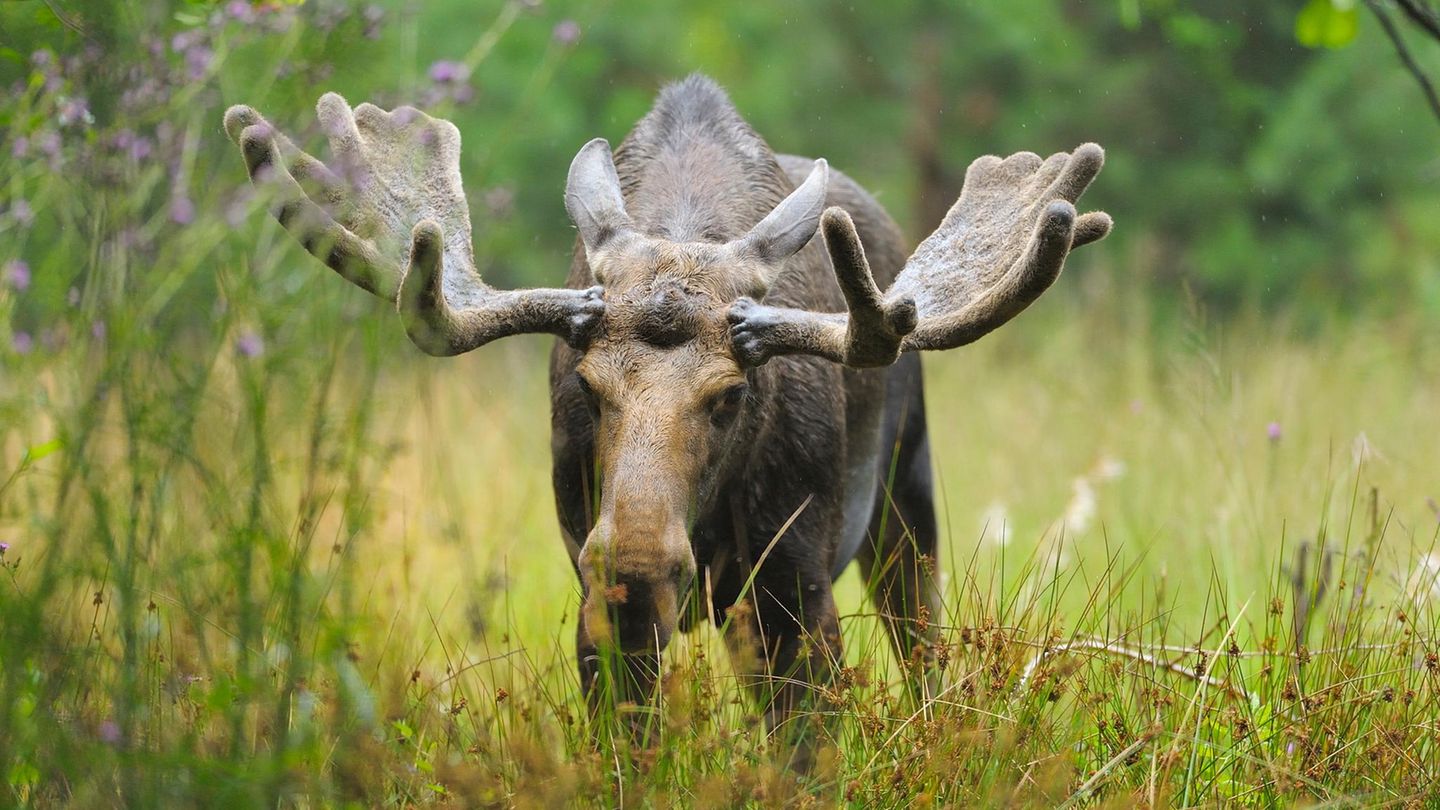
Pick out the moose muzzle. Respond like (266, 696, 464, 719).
(578, 519, 696, 655)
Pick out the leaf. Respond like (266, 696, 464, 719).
(23, 439, 62, 463)
(1296, 0, 1360, 49)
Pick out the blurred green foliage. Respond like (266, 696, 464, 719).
(1, 0, 1439, 338)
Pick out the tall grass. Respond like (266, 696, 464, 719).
(3, 3, 1439, 806)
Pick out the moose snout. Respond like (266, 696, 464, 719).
(578, 531, 695, 655)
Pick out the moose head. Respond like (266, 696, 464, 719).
(224, 80, 1110, 710)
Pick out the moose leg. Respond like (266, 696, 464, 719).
(860, 354, 942, 688)
(723, 570, 843, 771)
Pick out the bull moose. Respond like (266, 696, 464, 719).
(223, 74, 1109, 747)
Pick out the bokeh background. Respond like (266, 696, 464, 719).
(2, 0, 1439, 805)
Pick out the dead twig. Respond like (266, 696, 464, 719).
(1060, 726, 1161, 809)
(1366, 0, 1440, 124)
(1017, 637, 1248, 701)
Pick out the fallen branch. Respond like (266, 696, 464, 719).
(1017, 637, 1248, 701)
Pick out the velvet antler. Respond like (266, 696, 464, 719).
(224, 93, 603, 356)
(729, 144, 1111, 367)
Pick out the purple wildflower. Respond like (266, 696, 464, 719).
(428, 60, 467, 84)
(57, 96, 92, 128)
(110, 130, 152, 164)
(169, 196, 195, 225)
(1266, 422, 1282, 443)
(171, 30, 203, 54)
(9, 199, 34, 227)
(363, 4, 384, 38)
(552, 19, 581, 46)
(3, 260, 30, 291)
(10, 136, 28, 159)
(99, 721, 121, 745)
(225, 0, 257, 23)
(236, 331, 264, 358)
(13, 332, 33, 354)
(129, 137, 152, 163)
(92, 320, 107, 340)
(0, 541, 8, 555)
(38, 131, 61, 158)
(185, 46, 214, 81)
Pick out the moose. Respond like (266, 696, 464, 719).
(223, 74, 1109, 747)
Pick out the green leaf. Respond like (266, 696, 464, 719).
(23, 439, 62, 463)
(1296, 0, 1360, 49)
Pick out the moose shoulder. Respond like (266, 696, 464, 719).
(224, 73, 1110, 750)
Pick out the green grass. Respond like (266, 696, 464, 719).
(4, 5, 1440, 806)
(4, 290, 1439, 805)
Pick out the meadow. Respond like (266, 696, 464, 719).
(4, 1, 1440, 806)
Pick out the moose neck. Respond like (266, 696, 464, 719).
(613, 75, 790, 246)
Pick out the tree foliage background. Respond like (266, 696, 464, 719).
(3, 0, 1439, 336)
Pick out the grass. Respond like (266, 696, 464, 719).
(4, 4, 1440, 806)
(3, 289, 1439, 806)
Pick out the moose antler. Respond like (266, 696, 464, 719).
(224, 93, 603, 355)
(729, 144, 1111, 367)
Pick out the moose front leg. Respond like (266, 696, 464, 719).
(723, 570, 843, 771)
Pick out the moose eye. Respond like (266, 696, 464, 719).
(574, 374, 599, 411)
(710, 383, 748, 426)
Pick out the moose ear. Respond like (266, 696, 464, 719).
(732, 158, 829, 269)
(565, 138, 634, 257)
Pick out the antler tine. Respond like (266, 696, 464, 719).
(902, 198, 1075, 351)
(225, 105, 398, 299)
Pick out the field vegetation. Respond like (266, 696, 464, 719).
(2, 1, 1439, 805)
